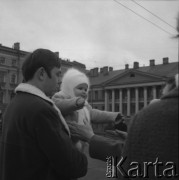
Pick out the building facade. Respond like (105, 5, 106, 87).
(88, 58, 178, 118)
(1, 42, 178, 131)
(0, 43, 86, 113)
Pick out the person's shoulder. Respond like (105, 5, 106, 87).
(52, 91, 70, 100)
(18, 92, 53, 110)
(133, 96, 177, 123)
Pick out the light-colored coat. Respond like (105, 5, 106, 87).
(52, 91, 119, 125)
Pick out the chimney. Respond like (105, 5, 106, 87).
(150, 59, 155, 66)
(133, 61, 139, 69)
(103, 66, 108, 75)
(109, 67, 113, 71)
(93, 67, 99, 76)
(13, 42, 20, 50)
(125, 64, 129, 70)
(55, 52, 59, 57)
(163, 57, 169, 65)
(100, 67, 103, 73)
(89, 69, 94, 77)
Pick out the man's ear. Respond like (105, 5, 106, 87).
(36, 67, 46, 81)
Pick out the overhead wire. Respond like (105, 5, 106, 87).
(113, 0, 175, 36)
(131, 0, 176, 30)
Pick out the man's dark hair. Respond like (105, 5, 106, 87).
(22, 49, 61, 81)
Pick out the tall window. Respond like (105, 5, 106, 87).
(101, 90, 105, 99)
(94, 91, 98, 100)
(122, 89, 127, 101)
(0, 71, 5, 83)
(12, 59, 17, 66)
(0, 57, 5, 64)
(115, 89, 119, 99)
(139, 87, 144, 101)
(115, 103, 119, 112)
(130, 88, 135, 102)
(11, 74, 17, 84)
(156, 85, 162, 98)
(0, 92, 3, 103)
(10, 91, 15, 100)
(108, 90, 112, 100)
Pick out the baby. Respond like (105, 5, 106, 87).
(52, 68, 123, 151)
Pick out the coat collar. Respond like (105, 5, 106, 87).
(15, 83, 53, 104)
(15, 83, 70, 136)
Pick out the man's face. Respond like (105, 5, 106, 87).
(44, 67, 61, 97)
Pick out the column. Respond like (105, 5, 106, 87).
(119, 89, 122, 113)
(127, 88, 130, 116)
(112, 89, 115, 112)
(105, 90, 108, 111)
(135, 87, 139, 113)
(152, 86, 157, 99)
(144, 87, 147, 107)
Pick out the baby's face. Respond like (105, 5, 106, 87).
(74, 83, 88, 99)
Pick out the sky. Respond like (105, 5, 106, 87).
(0, 0, 179, 70)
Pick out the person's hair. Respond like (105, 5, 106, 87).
(22, 49, 61, 81)
(166, 76, 176, 90)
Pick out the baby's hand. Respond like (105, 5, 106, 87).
(76, 97, 85, 108)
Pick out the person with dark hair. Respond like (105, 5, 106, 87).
(161, 76, 176, 96)
(22, 49, 61, 82)
(0, 49, 87, 180)
(150, 76, 177, 104)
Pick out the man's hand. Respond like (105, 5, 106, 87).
(67, 120, 94, 143)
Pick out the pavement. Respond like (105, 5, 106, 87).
(79, 145, 109, 180)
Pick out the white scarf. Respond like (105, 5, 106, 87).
(15, 83, 70, 136)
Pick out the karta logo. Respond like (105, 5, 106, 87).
(106, 156, 178, 178)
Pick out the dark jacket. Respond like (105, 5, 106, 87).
(0, 92, 87, 180)
(88, 88, 178, 179)
(121, 88, 178, 179)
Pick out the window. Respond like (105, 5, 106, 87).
(10, 91, 15, 100)
(102, 90, 105, 99)
(109, 104, 112, 111)
(122, 89, 127, 101)
(11, 74, 17, 84)
(115, 90, 119, 99)
(0, 92, 3, 103)
(108, 90, 112, 99)
(94, 91, 98, 100)
(115, 104, 119, 112)
(0, 71, 5, 83)
(12, 59, 17, 66)
(139, 87, 144, 99)
(130, 73, 135, 77)
(0, 57, 5, 64)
